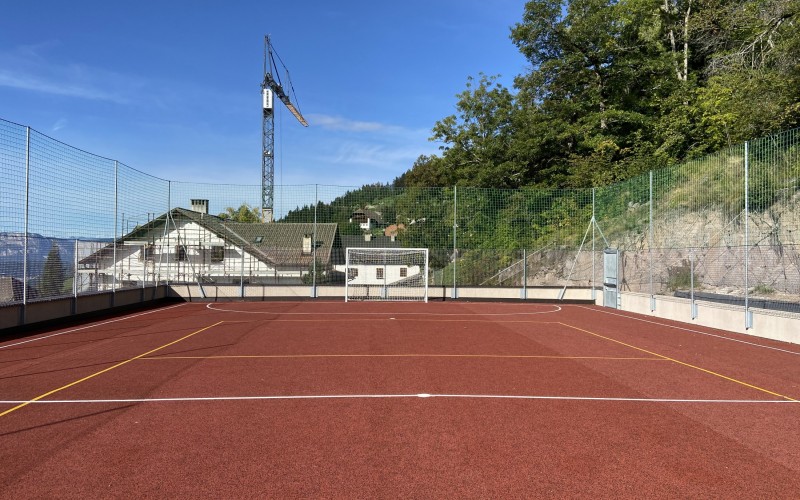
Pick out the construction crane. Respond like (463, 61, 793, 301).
(261, 35, 308, 223)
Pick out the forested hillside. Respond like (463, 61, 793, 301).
(279, 0, 799, 287)
(397, 0, 799, 189)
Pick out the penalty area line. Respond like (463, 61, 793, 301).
(2, 394, 797, 404)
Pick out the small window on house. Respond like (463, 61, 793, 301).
(210, 246, 224, 262)
(175, 245, 187, 261)
(254, 236, 264, 243)
(376, 267, 384, 280)
(140, 244, 155, 261)
(347, 268, 358, 280)
(400, 267, 407, 278)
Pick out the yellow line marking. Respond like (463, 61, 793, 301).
(0, 321, 225, 418)
(141, 354, 665, 361)
(558, 322, 797, 402)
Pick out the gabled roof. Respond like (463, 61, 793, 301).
(350, 209, 384, 224)
(82, 208, 340, 268)
(339, 235, 401, 250)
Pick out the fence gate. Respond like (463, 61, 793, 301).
(603, 249, 619, 309)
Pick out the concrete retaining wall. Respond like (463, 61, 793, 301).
(608, 291, 800, 345)
(0, 286, 170, 331)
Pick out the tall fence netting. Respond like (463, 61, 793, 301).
(1, 117, 798, 317)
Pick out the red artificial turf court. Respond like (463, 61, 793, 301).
(1, 300, 800, 498)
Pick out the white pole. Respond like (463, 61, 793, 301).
(23, 127, 30, 309)
(591, 188, 595, 301)
(113, 160, 118, 297)
(452, 186, 457, 299)
(649, 170, 655, 312)
(312, 184, 318, 298)
(744, 142, 752, 329)
(345, 250, 350, 302)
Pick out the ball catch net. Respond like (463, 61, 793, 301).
(345, 248, 429, 302)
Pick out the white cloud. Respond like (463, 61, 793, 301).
(331, 141, 425, 168)
(0, 44, 133, 104)
(306, 113, 424, 136)
(52, 118, 68, 132)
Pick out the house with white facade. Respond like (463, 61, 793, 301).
(349, 209, 385, 232)
(79, 204, 340, 289)
(334, 235, 424, 287)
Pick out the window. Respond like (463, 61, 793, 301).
(376, 267, 384, 280)
(347, 268, 358, 280)
(175, 245, 187, 261)
(400, 267, 407, 278)
(140, 244, 155, 261)
(210, 246, 224, 262)
(254, 236, 264, 243)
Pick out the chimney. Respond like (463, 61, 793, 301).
(364, 233, 372, 242)
(190, 199, 209, 214)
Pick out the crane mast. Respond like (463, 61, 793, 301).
(261, 35, 308, 222)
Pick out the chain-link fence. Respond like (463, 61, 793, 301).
(1, 117, 799, 317)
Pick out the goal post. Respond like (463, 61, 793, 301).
(345, 248, 429, 302)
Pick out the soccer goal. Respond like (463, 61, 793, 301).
(345, 248, 429, 302)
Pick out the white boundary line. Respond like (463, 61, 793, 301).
(0, 303, 188, 350)
(205, 303, 562, 316)
(1, 393, 796, 404)
(571, 305, 800, 356)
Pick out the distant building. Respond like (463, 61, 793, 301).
(0, 276, 27, 303)
(349, 209, 385, 231)
(79, 206, 341, 289)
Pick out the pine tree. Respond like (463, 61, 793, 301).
(41, 242, 65, 297)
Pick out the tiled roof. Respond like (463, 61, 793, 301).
(82, 208, 340, 268)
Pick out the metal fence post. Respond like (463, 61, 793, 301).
(312, 184, 318, 298)
(240, 245, 245, 298)
(452, 186, 458, 299)
(113, 160, 118, 300)
(521, 249, 527, 300)
(166, 181, 171, 288)
(649, 171, 655, 312)
(74, 239, 79, 298)
(690, 248, 697, 319)
(744, 142, 753, 329)
(589, 188, 597, 302)
(23, 127, 30, 318)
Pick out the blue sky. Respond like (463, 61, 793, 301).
(1, 1, 528, 188)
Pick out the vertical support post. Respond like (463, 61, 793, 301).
(521, 249, 527, 300)
(113, 160, 118, 300)
(591, 188, 596, 302)
(311, 184, 318, 298)
(649, 171, 655, 312)
(240, 245, 245, 298)
(73, 239, 79, 298)
(73, 239, 79, 315)
(166, 182, 171, 287)
(690, 249, 697, 319)
(23, 127, 30, 316)
(345, 249, 350, 302)
(452, 186, 458, 299)
(744, 142, 753, 329)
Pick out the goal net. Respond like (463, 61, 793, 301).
(345, 248, 429, 302)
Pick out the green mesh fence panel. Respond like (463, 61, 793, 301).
(1, 116, 799, 314)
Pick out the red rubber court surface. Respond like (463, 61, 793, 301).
(1, 301, 800, 498)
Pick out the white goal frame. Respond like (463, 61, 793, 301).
(345, 248, 429, 302)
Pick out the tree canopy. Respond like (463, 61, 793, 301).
(397, 0, 800, 189)
(218, 204, 262, 223)
(41, 242, 66, 297)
